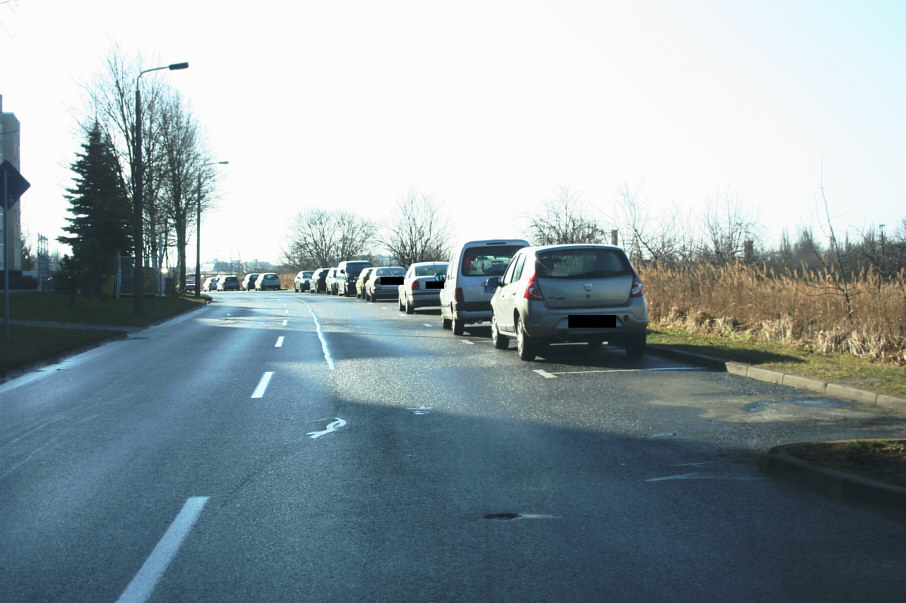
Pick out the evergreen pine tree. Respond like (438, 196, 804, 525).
(58, 121, 132, 296)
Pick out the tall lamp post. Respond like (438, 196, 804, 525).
(195, 160, 229, 298)
(133, 61, 188, 314)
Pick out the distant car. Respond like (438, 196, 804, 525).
(398, 262, 448, 313)
(364, 266, 406, 301)
(241, 273, 259, 291)
(185, 280, 196, 293)
(256, 273, 281, 291)
(488, 244, 648, 361)
(336, 260, 373, 297)
(217, 275, 241, 291)
(325, 268, 339, 295)
(440, 239, 530, 334)
(356, 267, 376, 299)
(310, 268, 328, 293)
(294, 270, 314, 292)
(203, 276, 220, 292)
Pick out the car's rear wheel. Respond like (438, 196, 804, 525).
(452, 311, 464, 335)
(441, 310, 452, 330)
(491, 313, 509, 349)
(405, 298, 414, 314)
(625, 333, 646, 358)
(516, 316, 536, 361)
(398, 296, 405, 311)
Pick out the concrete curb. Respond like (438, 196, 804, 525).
(760, 442, 906, 521)
(647, 345, 906, 414)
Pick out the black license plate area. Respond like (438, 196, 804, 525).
(568, 314, 616, 328)
(381, 277, 404, 286)
(426, 281, 444, 289)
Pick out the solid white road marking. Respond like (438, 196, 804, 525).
(645, 473, 768, 482)
(308, 418, 346, 439)
(251, 372, 274, 398)
(461, 340, 474, 345)
(117, 497, 209, 603)
(533, 369, 557, 379)
(275, 336, 284, 348)
(298, 300, 336, 370)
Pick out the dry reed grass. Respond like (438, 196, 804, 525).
(640, 263, 906, 365)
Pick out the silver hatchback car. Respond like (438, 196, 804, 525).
(487, 244, 648, 361)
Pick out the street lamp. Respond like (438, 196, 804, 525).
(133, 61, 188, 314)
(195, 160, 229, 298)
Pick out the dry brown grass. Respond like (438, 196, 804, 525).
(640, 263, 906, 365)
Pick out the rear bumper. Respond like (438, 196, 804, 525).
(522, 302, 648, 340)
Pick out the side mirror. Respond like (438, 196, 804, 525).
(434, 273, 446, 282)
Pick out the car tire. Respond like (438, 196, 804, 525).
(452, 311, 464, 336)
(516, 316, 536, 361)
(625, 333, 646, 358)
(405, 298, 414, 314)
(398, 297, 405, 311)
(491, 313, 509, 349)
(441, 311, 452, 330)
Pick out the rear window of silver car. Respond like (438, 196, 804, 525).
(535, 248, 632, 279)
(461, 246, 525, 277)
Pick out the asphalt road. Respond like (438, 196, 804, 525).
(2, 291, 905, 602)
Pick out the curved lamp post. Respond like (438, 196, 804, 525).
(133, 61, 188, 314)
(195, 161, 229, 298)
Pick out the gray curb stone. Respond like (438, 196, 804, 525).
(760, 442, 906, 520)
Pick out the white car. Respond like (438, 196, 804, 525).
(398, 262, 448, 314)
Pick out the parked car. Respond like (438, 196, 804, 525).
(336, 260, 373, 297)
(310, 268, 328, 293)
(202, 276, 220, 292)
(439, 239, 530, 334)
(185, 279, 196, 293)
(217, 275, 241, 291)
(256, 272, 282, 290)
(398, 261, 448, 313)
(325, 268, 340, 294)
(241, 273, 259, 291)
(364, 266, 406, 301)
(487, 244, 648, 361)
(355, 267, 376, 299)
(294, 270, 314, 292)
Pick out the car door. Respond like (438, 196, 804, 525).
(493, 252, 527, 333)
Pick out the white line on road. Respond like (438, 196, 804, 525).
(533, 369, 557, 379)
(645, 473, 768, 482)
(282, 320, 288, 326)
(275, 336, 284, 348)
(251, 371, 274, 398)
(536, 367, 704, 377)
(298, 300, 336, 370)
(308, 418, 346, 439)
(117, 496, 209, 603)
(461, 340, 474, 345)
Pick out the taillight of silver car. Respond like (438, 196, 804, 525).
(630, 272, 644, 297)
(524, 272, 544, 301)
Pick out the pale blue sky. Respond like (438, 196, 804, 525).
(2, 0, 904, 265)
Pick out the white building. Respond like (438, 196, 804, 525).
(0, 94, 23, 271)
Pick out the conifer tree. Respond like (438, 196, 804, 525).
(58, 121, 132, 296)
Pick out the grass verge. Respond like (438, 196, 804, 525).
(648, 325, 906, 398)
(0, 292, 209, 377)
(785, 440, 906, 489)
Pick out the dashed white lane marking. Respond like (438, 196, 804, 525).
(533, 369, 557, 379)
(117, 497, 209, 603)
(308, 418, 346, 439)
(275, 336, 284, 348)
(282, 320, 288, 326)
(251, 372, 274, 398)
(461, 340, 474, 345)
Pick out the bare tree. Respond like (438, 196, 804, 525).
(282, 208, 376, 268)
(525, 187, 607, 246)
(703, 191, 762, 264)
(381, 191, 452, 266)
(613, 184, 701, 266)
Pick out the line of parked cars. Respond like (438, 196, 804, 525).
(202, 272, 283, 292)
(294, 238, 649, 361)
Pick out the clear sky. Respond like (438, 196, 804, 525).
(2, 0, 904, 267)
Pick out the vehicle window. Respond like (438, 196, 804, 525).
(501, 255, 519, 285)
(460, 246, 525, 277)
(415, 263, 447, 277)
(535, 248, 631, 279)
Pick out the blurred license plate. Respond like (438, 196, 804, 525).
(382, 277, 404, 286)
(426, 281, 443, 289)
(568, 315, 616, 328)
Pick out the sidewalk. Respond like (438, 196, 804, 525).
(648, 345, 906, 520)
